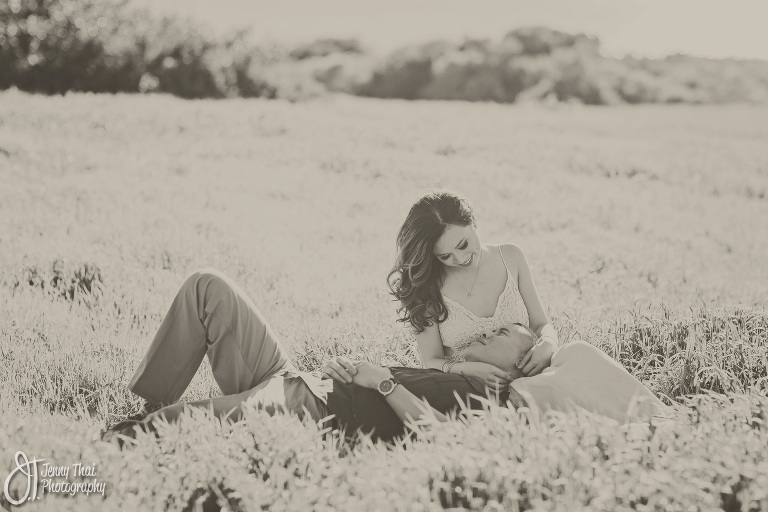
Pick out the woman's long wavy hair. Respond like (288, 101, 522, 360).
(387, 191, 476, 333)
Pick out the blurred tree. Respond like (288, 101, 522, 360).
(504, 26, 599, 56)
(289, 38, 363, 60)
(358, 40, 452, 99)
(0, 0, 288, 98)
(0, 0, 140, 93)
(2, 13, 767, 104)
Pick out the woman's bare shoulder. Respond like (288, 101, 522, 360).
(496, 243, 530, 280)
(497, 243, 526, 262)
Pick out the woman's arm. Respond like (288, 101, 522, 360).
(504, 243, 554, 335)
(416, 322, 513, 389)
(321, 323, 447, 383)
(327, 321, 514, 390)
(415, 322, 450, 370)
(504, 243, 558, 375)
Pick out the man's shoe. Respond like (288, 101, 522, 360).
(100, 418, 158, 449)
(125, 400, 164, 422)
(100, 419, 143, 448)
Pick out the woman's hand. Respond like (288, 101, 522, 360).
(456, 361, 513, 391)
(321, 356, 358, 384)
(517, 338, 556, 376)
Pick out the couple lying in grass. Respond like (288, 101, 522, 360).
(104, 191, 667, 446)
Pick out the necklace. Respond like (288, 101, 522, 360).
(456, 249, 482, 298)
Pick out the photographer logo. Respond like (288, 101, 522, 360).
(4, 451, 106, 506)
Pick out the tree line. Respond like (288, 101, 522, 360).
(2, 0, 767, 103)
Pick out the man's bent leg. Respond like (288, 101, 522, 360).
(128, 268, 289, 404)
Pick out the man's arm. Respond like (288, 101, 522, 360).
(383, 381, 448, 423)
(350, 362, 448, 424)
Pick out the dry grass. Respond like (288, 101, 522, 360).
(1, 89, 767, 510)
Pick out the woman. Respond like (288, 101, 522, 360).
(376, 190, 667, 422)
(384, 190, 558, 387)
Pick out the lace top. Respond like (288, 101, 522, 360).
(438, 247, 529, 361)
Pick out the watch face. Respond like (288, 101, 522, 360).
(378, 379, 394, 394)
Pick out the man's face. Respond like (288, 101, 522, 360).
(464, 323, 536, 377)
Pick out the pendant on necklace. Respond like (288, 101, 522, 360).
(468, 292, 472, 298)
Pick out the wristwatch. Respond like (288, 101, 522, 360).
(376, 377, 399, 396)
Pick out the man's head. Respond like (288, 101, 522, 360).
(463, 323, 537, 378)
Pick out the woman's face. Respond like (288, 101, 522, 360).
(432, 224, 481, 269)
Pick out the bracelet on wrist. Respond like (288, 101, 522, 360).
(441, 360, 456, 373)
(535, 335, 556, 347)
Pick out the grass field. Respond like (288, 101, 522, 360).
(1, 89, 767, 511)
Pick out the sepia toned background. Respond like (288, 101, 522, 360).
(1, 1, 767, 510)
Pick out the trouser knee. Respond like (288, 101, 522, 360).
(185, 267, 228, 285)
(182, 268, 235, 299)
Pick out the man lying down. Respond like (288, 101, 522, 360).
(103, 322, 666, 446)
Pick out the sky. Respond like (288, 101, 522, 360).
(132, 0, 768, 60)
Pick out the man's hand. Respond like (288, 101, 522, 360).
(458, 361, 513, 390)
(322, 357, 393, 389)
(321, 356, 358, 384)
(517, 338, 556, 376)
(351, 362, 393, 390)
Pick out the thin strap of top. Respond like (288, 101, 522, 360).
(498, 245, 509, 272)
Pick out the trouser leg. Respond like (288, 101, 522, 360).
(127, 268, 289, 404)
(108, 375, 313, 445)
(141, 376, 287, 425)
